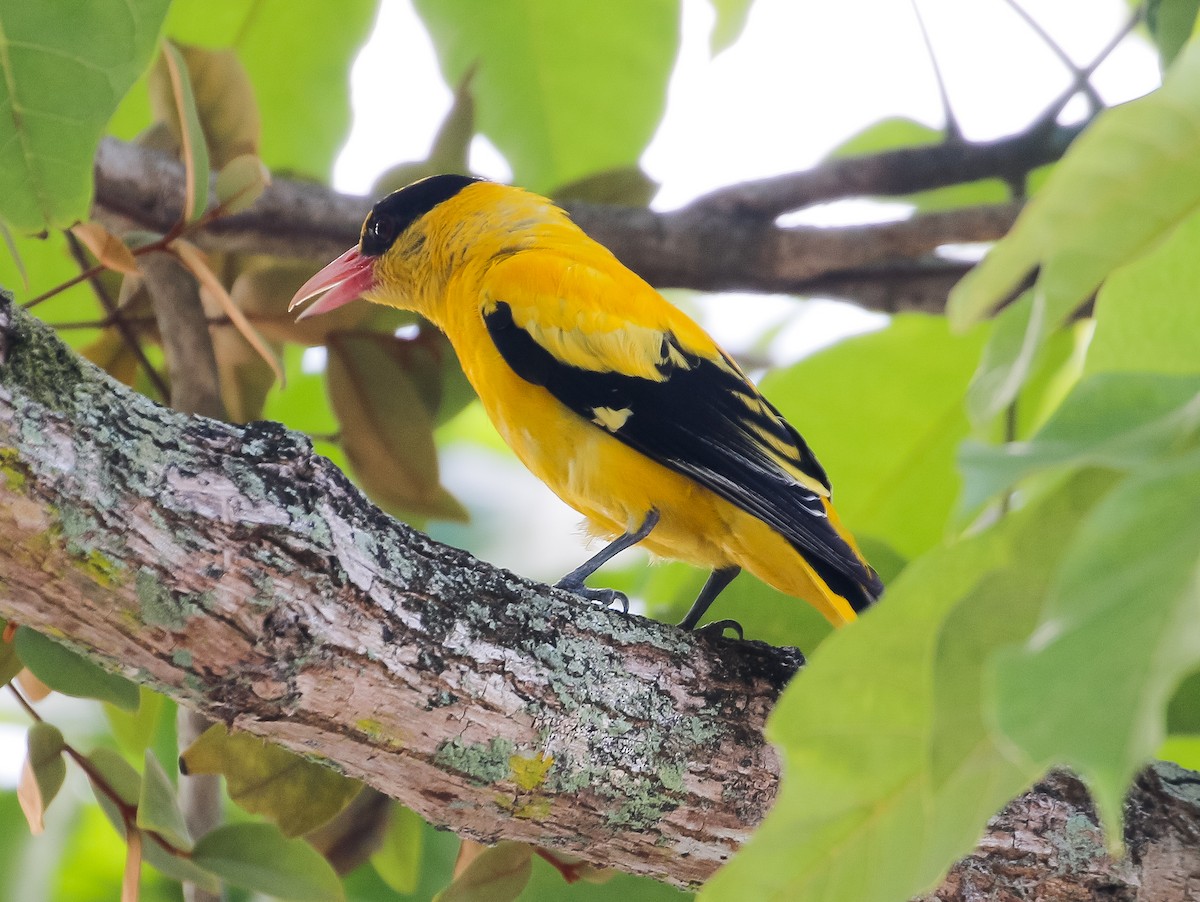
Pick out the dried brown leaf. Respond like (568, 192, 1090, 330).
(70, 223, 139, 275)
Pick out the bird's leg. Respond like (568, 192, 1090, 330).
(678, 566, 742, 632)
(556, 509, 661, 612)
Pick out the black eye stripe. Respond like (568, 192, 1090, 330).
(359, 174, 484, 257)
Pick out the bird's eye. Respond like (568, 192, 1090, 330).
(362, 214, 399, 255)
(370, 215, 396, 244)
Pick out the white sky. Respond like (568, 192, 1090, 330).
(0, 1, 1164, 784)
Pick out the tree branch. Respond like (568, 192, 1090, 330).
(0, 291, 796, 887)
(5, 293, 1200, 894)
(92, 138, 1023, 311)
(687, 121, 1083, 218)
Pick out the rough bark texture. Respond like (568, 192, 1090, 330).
(0, 293, 795, 886)
(5, 294, 1200, 896)
(922, 766, 1200, 902)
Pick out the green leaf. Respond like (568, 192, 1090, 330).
(13, 627, 139, 710)
(18, 722, 66, 833)
(327, 331, 469, 522)
(763, 314, 990, 560)
(427, 66, 477, 176)
(0, 0, 170, 231)
(552, 166, 660, 207)
(1148, 0, 1200, 68)
(153, 42, 210, 221)
(1159, 734, 1200, 770)
(106, 687, 168, 757)
(149, 44, 260, 169)
(181, 723, 362, 837)
(215, 153, 270, 214)
(994, 451, 1200, 834)
(370, 804, 425, 895)
(87, 747, 221, 891)
(413, 0, 680, 192)
(1086, 204, 1200, 377)
(707, 0, 754, 56)
(116, 0, 376, 181)
(192, 822, 345, 902)
(136, 750, 192, 851)
(435, 842, 532, 902)
(965, 289, 1045, 428)
(1168, 669, 1200, 732)
(958, 372, 1200, 513)
(704, 472, 1105, 901)
(948, 36, 1200, 330)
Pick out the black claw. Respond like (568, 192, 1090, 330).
(556, 581, 629, 614)
(694, 619, 744, 640)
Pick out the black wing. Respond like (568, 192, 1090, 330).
(484, 301, 881, 610)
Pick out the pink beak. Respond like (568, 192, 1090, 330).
(289, 247, 376, 320)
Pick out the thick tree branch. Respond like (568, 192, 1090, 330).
(93, 138, 1022, 311)
(0, 292, 795, 886)
(5, 294, 1200, 895)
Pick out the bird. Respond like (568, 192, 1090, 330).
(290, 174, 882, 632)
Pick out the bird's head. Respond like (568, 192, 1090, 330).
(289, 173, 489, 321)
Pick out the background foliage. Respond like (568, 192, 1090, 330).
(1, 0, 1200, 900)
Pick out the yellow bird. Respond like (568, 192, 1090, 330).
(290, 175, 881, 631)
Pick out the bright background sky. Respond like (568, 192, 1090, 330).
(0, 0, 1163, 784)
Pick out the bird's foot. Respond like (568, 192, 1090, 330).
(692, 619, 744, 640)
(555, 580, 629, 614)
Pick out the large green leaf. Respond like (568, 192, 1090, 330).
(435, 842, 531, 902)
(1086, 204, 1200, 377)
(949, 35, 1200, 330)
(762, 314, 989, 560)
(370, 804, 425, 895)
(87, 747, 221, 891)
(958, 372, 1200, 514)
(703, 473, 1103, 901)
(413, 0, 679, 192)
(994, 451, 1200, 833)
(192, 822, 345, 902)
(1148, 0, 1200, 68)
(14, 627, 140, 711)
(181, 723, 361, 837)
(0, 0, 170, 231)
(109, 0, 375, 180)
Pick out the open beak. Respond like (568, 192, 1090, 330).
(289, 247, 375, 320)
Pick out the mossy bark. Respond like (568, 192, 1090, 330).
(4, 293, 1200, 894)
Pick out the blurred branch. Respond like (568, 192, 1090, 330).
(94, 137, 1033, 312)
(5, 295, 1200, 895)
(685, 122, 1081, 219)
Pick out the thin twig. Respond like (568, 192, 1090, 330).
(63, 232, 171, 401)
(1026, 4, 1145, 131)
(1000, 0, 1104, 114)
(7, 682, 191, 861)
(910, 0, 962, 141)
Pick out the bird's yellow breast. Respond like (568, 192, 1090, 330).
(368, 181, 864, 625)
